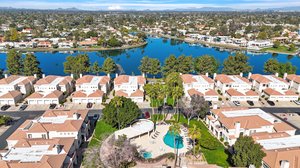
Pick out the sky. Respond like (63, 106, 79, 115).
(1, 0, 300, 10)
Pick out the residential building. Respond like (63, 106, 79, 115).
(0, 75, 36, 104)
(257, 135, 300, 168)
(285, 74, 300, 92)
(206, 107, 296, 145)
(114, 75, 146, 103)
(225, 89, 259, 102)
(0, 109, 90, 168)
(247, 40, 273, 50)
(249, 73, 289, 93)
(214, 74, 252, 94)
(262, 88, 298, 101)
(180, 74, 218, 102)
(27, 90, 64, 105)
(34, 75, 74, 95)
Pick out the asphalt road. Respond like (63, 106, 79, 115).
(0, 107, 299, 149)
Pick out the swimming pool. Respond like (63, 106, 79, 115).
(163, 131, 184, 149)
(142, 152, 152, 159)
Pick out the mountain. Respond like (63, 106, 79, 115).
(172, 7, 236, 12)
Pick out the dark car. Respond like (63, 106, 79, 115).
(19, 104, 28, 111)
(206, 101, 212, 106)
(267, 101, 275, 106)
(93, 114, 99, 120)
(144, 111, 150, 119)
(247, 101, 254, 106)
(1, 105, 11, 111)
(87, 102, 93, 108)
(49, 104, 57, 109)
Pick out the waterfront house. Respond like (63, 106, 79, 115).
(180, 74, 218, 102)
(114, 74, 146, 103)
(206, 107, 296, 146)
(72, 75, 110, 104)
(0, 109, 90, 168)
(248, 73, 289, 93)
(247, 40, 273, 50)
(214, 73, 252, 94)
(0, 75, 36, 96)
(285, 74, 300, 93)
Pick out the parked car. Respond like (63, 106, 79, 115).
(49, 104, 57, 109)
(247, 101, 254, 106)
(267, 101, 275, 106)
(233, 101, 241, 106)
(1, 105, 11, 111)
(144, 111, 150, 119)
(206, 101, 212, 106)
(93, 114, 99, 120)
(19, 104, 28, 111)
(87, 102, 93, 108)
(293, 100, 300, 105)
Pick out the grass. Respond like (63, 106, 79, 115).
(88, 120, 116, 147)
(150, 97, 175, 107)
(175, 115, 231, 167)
(262, 45, 297, 54)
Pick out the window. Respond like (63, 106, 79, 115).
(28, 134, 32, 139)
(42, 134, 47, 139)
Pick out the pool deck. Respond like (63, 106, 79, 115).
(131, 124, 191, 158)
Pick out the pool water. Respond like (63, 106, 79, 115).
(142, 152, 152, 159)
(163, 131, 184, 149)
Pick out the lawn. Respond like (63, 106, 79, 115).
(150, 97, 175, 107)
(262, 45, 297, 54)
(176, 115, 231, 167)
(88, 120, 116, 147)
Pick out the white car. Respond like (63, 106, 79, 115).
(293, 100, 300, 105)
(233, 101, 241, 106)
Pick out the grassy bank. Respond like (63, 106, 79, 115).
(88, 120, 116, 147)
(262, 46, 297, 55)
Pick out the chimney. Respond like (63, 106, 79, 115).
(240, 72, 243, 77)
(142, 73, 145, 78)
(115, 73, 118, 78)
(213, 104, 218, 109)
(275, 72, 279, 77)
(4, 74, 8, 78)
(34, 74, 37, 78)
(80, 73, 83, 78)
(213, 73, 217, 80)
(234, 122, 241, 138)
(42, 74, 45, 78)
(70, 74, 74, 79)
(280, 160, 290, 168)
(179, 73, 182, 75)
(248, 72, 252, 79)
(283, 73, 287, 80)
(107, 73, 110, 78)
(205, 72, 209, 77)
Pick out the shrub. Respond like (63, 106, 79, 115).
(218, 97, 222, 101)
(224, 142, 229, 147)
(200, 137, 220, 150)
(220, 137, 224, 142)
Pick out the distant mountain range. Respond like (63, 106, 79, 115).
(1, 6, 300, 12)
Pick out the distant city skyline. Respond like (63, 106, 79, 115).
(1, 0, 300, 11)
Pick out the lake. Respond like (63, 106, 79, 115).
(0, 37, 299, 76)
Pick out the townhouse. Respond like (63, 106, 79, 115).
(285, 74, 300, 92)
(180, 74, 218, 102)
(257, 135, 300, 168)
(114, 74, 146, 103)
(72, 75, 110, 104)
(0, 75, 36, 105)
(0, 109, 90, 168)
(27, 75, 74, 105)
(214, 74, 252, 94)
(206, 107, 296, 146)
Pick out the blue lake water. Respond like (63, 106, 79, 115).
(0, 37, 299, 76)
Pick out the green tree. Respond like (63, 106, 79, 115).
(144, 83, 161, 115)
(102, 96, 141, 129)
(9, 28, 20, 42)
(23, 53, 42, 77)
(288, 43, 296, 51)
(194, 55, 219, 74)
(107, 36, 122, 47)
(163, 55, 178, 76)
(102, 57, 117, 75)
(63, 54, 90, 78)
(6, 49, 23, 75)
(222, 53, 252, 75)
(273, 41, 280, 48)
(232, 136, 266, 168)
(91, 61, 101, 75)
(149, 58, 161, 76)
(169, 122, 181, 168)
(0, 69, 4, 79)
(279, 62, 297, 77)
(138, 56, 151, 76)
(177, 55, 193, 74)
(257, 31, 268, 40)
(264, 59, 280, 74)
(189, 124, 201, 157)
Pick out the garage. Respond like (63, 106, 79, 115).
(37, 100, 44, 104)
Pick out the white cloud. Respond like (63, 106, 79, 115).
(107, 5, 122, 10)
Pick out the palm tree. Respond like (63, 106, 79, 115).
(144, 83, 158, 116)
(169, 122, 181, 167)
(172, 86, 183, 122)
(189, 124, 201, 157)
(112, 96, 123, 130)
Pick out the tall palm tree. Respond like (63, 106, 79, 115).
(144, 84, 157, 115)
(169, 122, 181, 167)
(112, 96, 123, 130)
(189, 124, 201, 157)
(172, 86, 183, 122)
